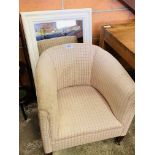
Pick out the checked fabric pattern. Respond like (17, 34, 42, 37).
(35, 43, 135, 153)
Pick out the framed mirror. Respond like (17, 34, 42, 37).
(21, 8, 92, 78)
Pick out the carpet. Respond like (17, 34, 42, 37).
(19, 103, 135, 155)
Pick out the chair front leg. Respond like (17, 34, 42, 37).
(114, 136, 125, 145)
(45, 152, 53, 155)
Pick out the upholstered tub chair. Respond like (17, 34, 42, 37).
(35, 43, 135, 154)
(37, 36, 77, 55)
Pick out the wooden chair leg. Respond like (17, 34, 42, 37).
(46, 152, 53, 155)
(115, 136, 125, 145)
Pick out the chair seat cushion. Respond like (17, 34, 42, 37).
(57, 86, 122, 140)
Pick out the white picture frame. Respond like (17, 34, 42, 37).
(20, 8, 92, 78)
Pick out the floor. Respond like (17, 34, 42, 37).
(19, 103, 135, 155)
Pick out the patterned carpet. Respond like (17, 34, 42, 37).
(19, 103, 135, 155)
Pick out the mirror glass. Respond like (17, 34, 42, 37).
(34, 19, 83, 55)
(34, 19, 83, 42)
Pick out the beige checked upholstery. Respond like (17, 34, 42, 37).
(35, 43, 135, 153)
(37, 36, 77, 55)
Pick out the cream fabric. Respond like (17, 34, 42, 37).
(35, 54, 59, 141)
(37, 36, 77, 55)
(91, 47, 135, 136)
(58, 86, 122, 140)
(35, 43, 135, 153)
(47, 43, 96, 90)
(52, 127, 122, 151)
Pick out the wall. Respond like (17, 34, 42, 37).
(20, 0, 135, 45)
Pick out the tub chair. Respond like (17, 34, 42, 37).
(35, 43, 135, 154)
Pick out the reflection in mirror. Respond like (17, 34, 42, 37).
(34, 20, 83, 55)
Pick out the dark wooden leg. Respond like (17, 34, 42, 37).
(115, 136, 125, 145)
(20, 104, 27, 120)
(46, 152, 53, 155)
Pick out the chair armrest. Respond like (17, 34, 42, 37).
(91, 47, 135, 135)
(35, 52, 59, 139)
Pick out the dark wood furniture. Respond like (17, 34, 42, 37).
(19, 16, 36, 101)
(100, 21, 135, 71)
(19, 86, 29, 120)
(19, 62, 33, 120)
